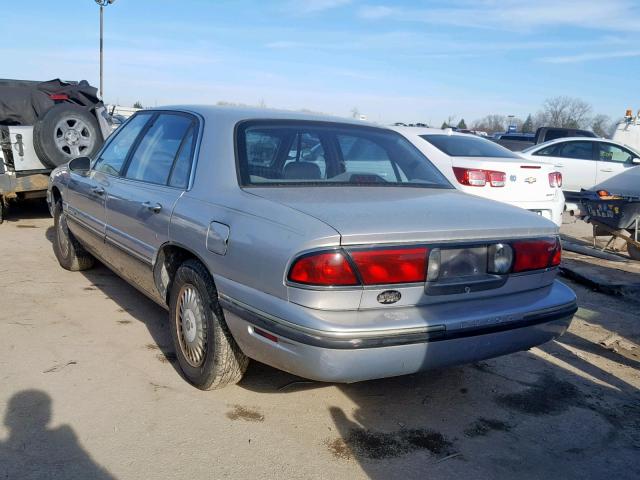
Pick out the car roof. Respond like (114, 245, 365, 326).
(390, 126, 469, 137)
(145, 105, 378, 128)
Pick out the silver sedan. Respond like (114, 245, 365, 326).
(47, 106, 577, 389)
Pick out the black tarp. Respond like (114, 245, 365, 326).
(0, 79, 101, 126)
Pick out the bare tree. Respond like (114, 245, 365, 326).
(538, 96, 592, 129)
(472, 114, 507, 134)
(591, 114, 615, 138)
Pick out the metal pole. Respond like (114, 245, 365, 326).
(99, 4, 104, 99)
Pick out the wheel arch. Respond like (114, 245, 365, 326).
(153, 242, 214, 306)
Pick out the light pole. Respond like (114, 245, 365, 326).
(95, 0, 116, 99)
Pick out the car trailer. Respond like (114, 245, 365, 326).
(581, 192, 640, 260)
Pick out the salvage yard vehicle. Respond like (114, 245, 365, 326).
(493, 127, 597, 151)
(0, 79, 111, 222)
(48, 106, 577, 390)
(392, 127, 565, 226)
(520, 137, 640, 201)
(580, 166, 640, 260)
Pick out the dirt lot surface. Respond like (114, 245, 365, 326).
(1, 201, 639, 479)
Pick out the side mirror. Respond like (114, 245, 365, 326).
(68, 156, 91, 174)
(632, 157, 640, 165)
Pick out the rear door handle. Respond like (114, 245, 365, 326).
(142, 201, 162, 213)
(91, 186, 105, 195)
(554, 164, 564, 167)
(600, 168, 613, 172)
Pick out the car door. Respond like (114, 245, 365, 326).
(532, 140, 597, 192)
(596, 142, 636, 184)
(65, 113, 152, 253)
(104, 112, 197, 298)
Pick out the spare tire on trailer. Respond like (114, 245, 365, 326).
(33, 104, 102, 168)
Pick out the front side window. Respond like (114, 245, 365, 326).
(124, 114, 193, 185)
(421, 134, 519, 158)
(599, 143, 634, 163)
(237, 121, 451, 188)
(93, 113, 152, 176)
(556, 141, 594, 160)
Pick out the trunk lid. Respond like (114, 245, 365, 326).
(248, 186, 557, 245)
(451, 157, 557, 203)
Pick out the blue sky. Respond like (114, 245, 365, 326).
(2, 0, 639, 124)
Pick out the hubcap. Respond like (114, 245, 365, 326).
(57, 211, 70, 257)
(54, 117, 93, 158)
(175, 285, 207, 367)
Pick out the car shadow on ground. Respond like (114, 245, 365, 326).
(237, 282, 640, 479)
(1, 198, 50, 223)
(0, 389, 116, 479)
(43, 226, 183, 379)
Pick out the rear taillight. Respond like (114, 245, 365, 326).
(512, 237, 561, 272)
(549, 171, 562, 187)
(350, 247, 428, 285)
(288, 251, 358, 286)
(288, 247, 428, 286)
(453, 167, 505, 187)
(49, 93, 69, 101)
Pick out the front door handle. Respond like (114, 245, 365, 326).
(142, 201, 162, 213)
(92, 186, 105, 195)
(554, 164, 564, 167)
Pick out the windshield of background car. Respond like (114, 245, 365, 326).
(237, 121, 452, 188)
(420, 134, 520, 158)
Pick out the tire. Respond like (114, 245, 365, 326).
(34, 104, 102, 168)
(628, 242, 640, 261)
(52, 201, 95, 271)
(169, 259, 249, 390)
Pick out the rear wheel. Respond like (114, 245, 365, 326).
(52, 201, 94, 271)
(628, 242, 640, 261)
(169, 259, 248, 390)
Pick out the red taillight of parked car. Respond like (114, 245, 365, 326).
(288, 251, 358, 286)
(288, 247, 428, 286)
(549, 171, 563, 188)
(350, 247, 428, 285)
(453, 167, 506, 187)
(512, 237, 561, 272)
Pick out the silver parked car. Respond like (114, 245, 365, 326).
(47, 106, 577, 390)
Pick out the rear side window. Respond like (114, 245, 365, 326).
(124, 114, 193, 185)
(168, 125, 196, 188)
(421, 134, 519, 158)
(93, 113, 151, 176)
(236, 121, 450, 188)
(532, 144, 559, 157)
(556, 141, 593, 160)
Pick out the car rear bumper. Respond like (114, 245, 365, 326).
(220, 280, 577, 383)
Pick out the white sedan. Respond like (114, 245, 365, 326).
(520, 137, 640, 196)
(392, 127, 564, 226)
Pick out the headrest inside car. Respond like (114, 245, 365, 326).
(283, 161, 321, 180)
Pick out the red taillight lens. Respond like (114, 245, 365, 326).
(350, 247, 428, 285)
(488, 171, 506, 187)
(453, 167, 505, 187)
(512, 237, 561, 272)
(453, 167, 486, 186)
(49, 93, 69, 101)
(549, 171, 562, 187)
(288, 251, 358, 286)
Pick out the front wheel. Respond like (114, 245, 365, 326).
(52, 201, 94, 271)
(169, 259, 249, 390)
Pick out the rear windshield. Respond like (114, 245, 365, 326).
(236, 121, 452, 188)
(421, 134, 519, 158)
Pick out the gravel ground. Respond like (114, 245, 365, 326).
(0, 201, 638, 480)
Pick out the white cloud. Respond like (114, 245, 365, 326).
(357, 0, 640, 32)
(539, 50, 640, 63)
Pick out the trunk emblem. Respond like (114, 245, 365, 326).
(377, 290, 402, 304)
(510, 175, 517, 182)
(524, 177, 537, 184)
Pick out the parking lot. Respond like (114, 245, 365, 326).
(0, 201, 639, 480)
